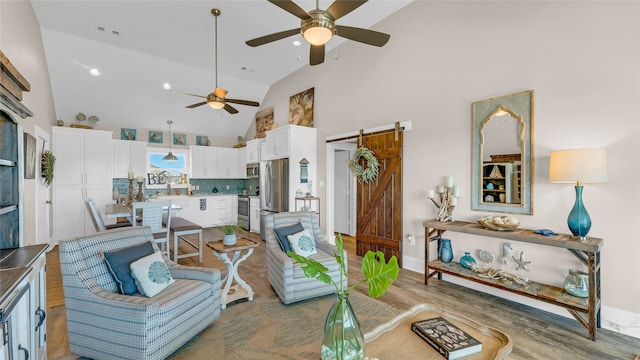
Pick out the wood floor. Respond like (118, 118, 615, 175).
(46, 229, 639, 360)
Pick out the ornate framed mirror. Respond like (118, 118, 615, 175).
(471, 90, 534, 214)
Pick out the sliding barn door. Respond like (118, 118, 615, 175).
(356, 130, 403, 267)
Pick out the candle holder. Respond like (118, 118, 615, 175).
(136, 179, 145, 202)
(428, 176, 460, 222)
(127, 178, 134, 205)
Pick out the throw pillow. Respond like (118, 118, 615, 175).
(129, 251, 175, 297)
(273, 222, 305, 253)
(287, 229, 317, 258)
(102, 241, 155, 295)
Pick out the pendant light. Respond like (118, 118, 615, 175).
(162, 120, 179, 162)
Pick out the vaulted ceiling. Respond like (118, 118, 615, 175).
(32, 0, 412, 138)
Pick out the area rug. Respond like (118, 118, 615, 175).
(167, 290, 401, 360)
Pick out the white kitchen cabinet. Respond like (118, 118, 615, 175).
(53, 127, 113, 240)
(216, 148, 237, 178)
(191, 196, 215, 228)
(249, 197, 260, 233)
(245, 138, 264, 163)
(237, 148, 247, 178)
(0, 246, 47, 360)
(263, 126, 290, 160)
(190, 145, 217, 178)
(113, 139, 147, 178)
(212, 195, 234, 226)
(153, 196, 193, 224)
(262, 125, 317, 161)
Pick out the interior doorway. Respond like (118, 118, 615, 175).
(332, 143, 356, 236)
(35, 126, 51, 245)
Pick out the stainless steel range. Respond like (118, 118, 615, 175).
(237, 195, 250, 230)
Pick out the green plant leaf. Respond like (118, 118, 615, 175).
(361, 251, 399, 298)
(287, 251, 335, 285)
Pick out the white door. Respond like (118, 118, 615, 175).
(35, 126, 51, 245)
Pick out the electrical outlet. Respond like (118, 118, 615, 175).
(226, 185, 230, 190)
(407, 234, 415, 246)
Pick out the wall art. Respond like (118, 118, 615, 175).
(121, 128, 136, 140)
(149, 130, 163, 144)
(255, 106, 274, 138)
(289, 87, 314, 127)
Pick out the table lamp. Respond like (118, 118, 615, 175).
(549, 148, 607, 240)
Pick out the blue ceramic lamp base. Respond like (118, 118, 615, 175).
(568, 185, 592, 241)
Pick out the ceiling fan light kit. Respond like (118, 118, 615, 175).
(302, 11, 335, 45)
(246, 0, 390, 66)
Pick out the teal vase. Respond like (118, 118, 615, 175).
(438, 239, 453, 263)
(568, 185, 591, 239)
(320, 293, 365, 360)
(460, 252, 476, 269)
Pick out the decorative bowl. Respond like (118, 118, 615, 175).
(477, 216, 519, 231)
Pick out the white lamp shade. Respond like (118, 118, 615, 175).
(549, 148, 607, 184)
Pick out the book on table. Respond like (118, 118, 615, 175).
(411, 317, 482, 359)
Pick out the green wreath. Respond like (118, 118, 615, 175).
(349, 146, 379, 183)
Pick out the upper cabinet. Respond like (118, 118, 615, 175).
(190, 145, 217, 178)
(216, 147, 237, 178)
(245, 138, 264, 163)
(237, 147, 247, 178)
(262, 125, 316, 161)
(113, 139, 147, 178)
(190, 146, 241, 179)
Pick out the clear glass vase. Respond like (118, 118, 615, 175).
(320, 293, 365, 360)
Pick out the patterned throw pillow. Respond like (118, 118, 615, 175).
(287, 229, 317, 258)
(102, 241, 155, 295)
(273, 223, 305, 253)
(129, 251, 175, 297)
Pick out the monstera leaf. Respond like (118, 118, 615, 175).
(287, 233, 399, 297)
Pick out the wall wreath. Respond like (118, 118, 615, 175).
(349, 146, 379, 183)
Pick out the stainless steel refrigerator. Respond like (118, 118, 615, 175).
(259, 158, 289, 239)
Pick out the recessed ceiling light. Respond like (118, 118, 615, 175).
(89, 68, 100, 76)
(163, 82, 172, 90)
(293, 40, 301, 47)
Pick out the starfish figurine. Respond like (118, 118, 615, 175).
(512, 251, 531, 271)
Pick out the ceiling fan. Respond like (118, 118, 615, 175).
(172, 9, 259, 114)
(245, 0, 390, 66)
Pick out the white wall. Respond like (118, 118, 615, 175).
(1, 1, 57, 245)
(249, 1, 640, 335)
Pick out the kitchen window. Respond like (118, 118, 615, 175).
(146, 148, 189, 189)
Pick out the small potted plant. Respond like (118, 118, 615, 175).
(215, 222, 243, 246)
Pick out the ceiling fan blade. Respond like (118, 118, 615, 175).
(335, 25, 390, 47)
(268, 0, 311, 19)
(186, 101, 207, 109)
(246, 28, 301, 47)
(326, 0, 368, 21)
(170, 90, 206, 99)
(310, 44, 325, 66)
(226, 98, 260, 107)
(223, 104, 239, 114)
(213, 87, 228, 98)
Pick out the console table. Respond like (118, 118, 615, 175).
(423, 219, 603, 340)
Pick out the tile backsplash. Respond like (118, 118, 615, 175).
(112, 177, 260, 199)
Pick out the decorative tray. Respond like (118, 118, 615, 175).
(477, 216, 519, 231)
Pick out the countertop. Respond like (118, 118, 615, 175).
(155, 193, 258, 198)
(0, 244, 48, 305)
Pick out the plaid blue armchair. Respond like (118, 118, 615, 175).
(264, 211, 346, 304)
(59, 226, 222, 360)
